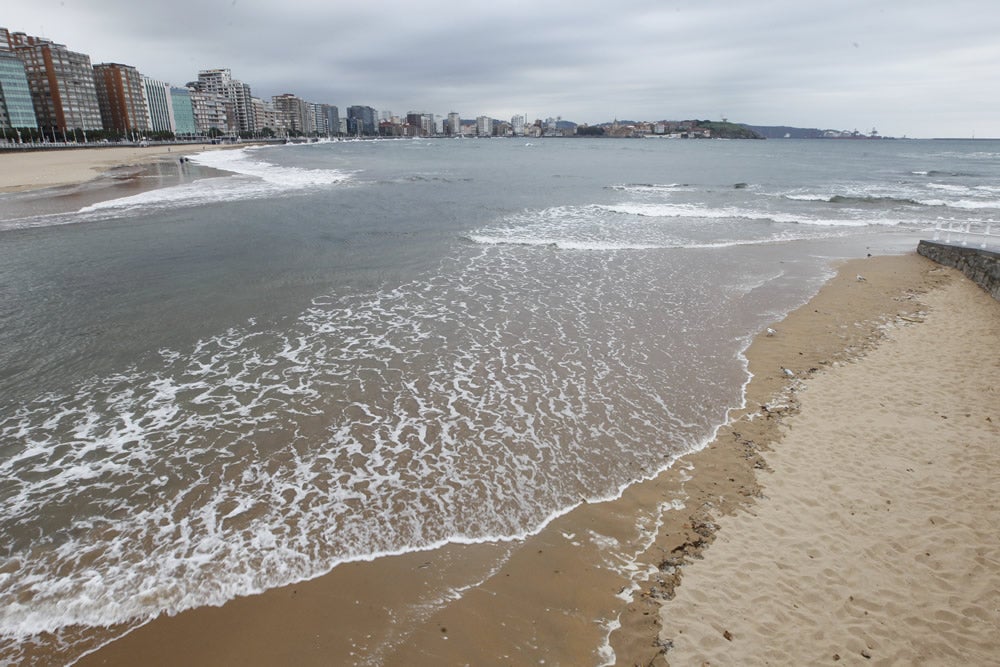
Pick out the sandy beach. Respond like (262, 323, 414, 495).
(0, 144, 241, 193)
(59, 251, 996, 667)
(658, 260, 1000, 665)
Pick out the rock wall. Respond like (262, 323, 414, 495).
(918, 240, 1000, 301)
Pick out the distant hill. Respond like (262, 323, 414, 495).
(743, 125, 837, 139)
(694, 121, 764, 139)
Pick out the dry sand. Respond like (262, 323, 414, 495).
(659, 264, 1000, 665)
(0, 144, 239, 193)
(66, 252, 999, 666)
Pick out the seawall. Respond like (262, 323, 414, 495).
(917, 240, 1000, 301)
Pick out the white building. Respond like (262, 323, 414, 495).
(198, 68, 255, 135)
(251, 96, 277, 134)
(142, 76, 172, 133)
(314, 104, 328, 135)
(272, 93, 310, 135)
(476, 115, 492, 137)
(189, 88, 229, 134)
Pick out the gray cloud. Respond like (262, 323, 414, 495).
(6, 0, 1000, 136)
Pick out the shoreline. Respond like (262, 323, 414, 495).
(0, 144, 248, 195)
(59, 251, 973, 666)
(0, 144, 250, 226)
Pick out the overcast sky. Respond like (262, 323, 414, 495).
(5, 0, 999, 137)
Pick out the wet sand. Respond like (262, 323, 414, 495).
(61, 251, 996, 667)
(0, 144, 241, 194)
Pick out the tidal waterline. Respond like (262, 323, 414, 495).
(3, 137, 989, 663)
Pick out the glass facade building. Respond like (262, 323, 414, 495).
(0, 49, 37, 129)
(169, 86, 197, 136)
(347, 105, 376, 136)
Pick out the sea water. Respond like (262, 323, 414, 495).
(0, 137, 996, 664)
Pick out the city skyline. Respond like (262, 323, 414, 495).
(4, 0, 1000, 138)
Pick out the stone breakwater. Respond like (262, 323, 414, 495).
(918, 240, 1000, 301)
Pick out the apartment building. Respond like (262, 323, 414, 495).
(93, 62, 150, 133)
(198, 68, 255, 135)
(1, 27, 102, 134)
(142, 76, 172, 133)
(272, 93, 310, 135)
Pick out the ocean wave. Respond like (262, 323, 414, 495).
(597, 202, 900, 227)
(606, 183, 687, 193)
(191, 147, 354, 188)
(465, 234, 664, 251)
(71, 147, 353, 216)
(917, 198, 1000, 210)
(782, 193, 923, 207)
(908, 167, 982, 176)
(465, 232, 858, 250)
(926, 182, 970, 193)
(598, 203, 745, 218)
(782, 193, 832, 202)
(0, 243, 740, 647)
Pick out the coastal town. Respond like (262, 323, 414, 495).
(1, 24, 897, 146)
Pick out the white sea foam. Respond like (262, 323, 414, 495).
(462, 200, 896, 257)
(926, 182, 969, 193)
(2, 239, 761, 654)
(607, 183, 687, 194)
(783, 193, 833, 202)
(71, 146, 353, 217)
(598, 202, 746, 218)
(189, 146, 352, 188)
(466, 234, 664, 251)
(918, 197, 1000, 210)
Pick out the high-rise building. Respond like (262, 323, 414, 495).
(169, 86, 197, 136)
(251, 96, 277, 135)
(324, 105, 340, 137)
(405, 111, 425, 137)
(447, 112, 460, 136)
(1, 28, 102, 135)
(198, 68, 256, 135)
(93, 63, 150, 133)
(511, 114, 526, 137)
(310, 103, 324, 135)
(309, 103, 339, 137)
(141, 76, 172, 133)
(272, 93, 309, 135)
(189, 87, 229, 134)
(0, 49, 38, 131)
(476, 115, 493, 137)
(230, 80, 254, 135)
(347, 105, 376, 136)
